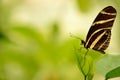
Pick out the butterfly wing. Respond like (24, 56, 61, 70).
(84, 6, 117, 52)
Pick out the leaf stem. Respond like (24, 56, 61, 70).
(84, 75, 87, 80)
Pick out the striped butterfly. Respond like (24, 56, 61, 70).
(81, 6, 117, 53)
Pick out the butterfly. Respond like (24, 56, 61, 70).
(81, 6, 117, 53)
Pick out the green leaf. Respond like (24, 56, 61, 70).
(96, 55, 120, 76)
(12, 26, 45, 45)
(75, 47, 104, 80)
(87, 49, 105, 62)
(105, 66, 120, 80)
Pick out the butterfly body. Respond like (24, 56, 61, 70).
(82, 6, 117, 53)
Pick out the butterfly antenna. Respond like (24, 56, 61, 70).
(69, 32, 82, 39)
(69, 32, 85, 44)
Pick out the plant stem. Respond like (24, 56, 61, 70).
(84, 75, 87, 80)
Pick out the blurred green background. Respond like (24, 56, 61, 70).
(0, 0, 120, 80)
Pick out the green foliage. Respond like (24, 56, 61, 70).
(105, 66, 120, 80)
(12, 25, 45, 45)
(96, 55, 120, 76)
(75, 46, 104, 80)
(76, 0, 93, 13)
(0, 0, 120, 80)
(0, 23, 78, 80)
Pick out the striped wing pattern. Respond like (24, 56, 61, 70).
(84, 6, 117, 53)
